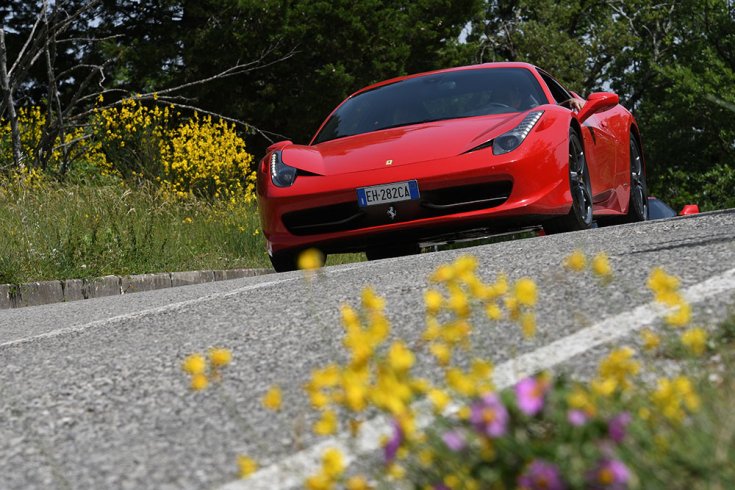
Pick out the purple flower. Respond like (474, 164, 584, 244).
(442, 430, 466, 452)
(518, 460, 566, 490)
(567, 409, 588, 427)
(607, 412, 631, 443)
(383, 420, 403, 464)
(515, 376, 549, 416)
(587, 459, 630, 489)
(432, 485, 450, 490)
(470, 393, 509, 438)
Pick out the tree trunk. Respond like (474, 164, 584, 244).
(0, 28, 24, 170)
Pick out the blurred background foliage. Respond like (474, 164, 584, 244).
(1, 0, 734, 210)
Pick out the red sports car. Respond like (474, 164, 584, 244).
(257, 62, 648, 271)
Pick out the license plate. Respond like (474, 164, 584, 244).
(357, 180, 420, 207)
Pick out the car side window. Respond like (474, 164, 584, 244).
(537, 70, 573, 105)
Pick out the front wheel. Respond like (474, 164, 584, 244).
(623, 133, 648, 222)
(269, 251, 299, 272)
(269, 250, 328, 272)
(543, 128, 594, 234)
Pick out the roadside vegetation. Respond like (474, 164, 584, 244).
(0, 102, 361, 284)
(182, 251, 734, 489)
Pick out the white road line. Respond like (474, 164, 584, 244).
(219, 267, 735, 490)
(0, 264, 367, 349)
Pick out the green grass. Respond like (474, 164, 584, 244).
(0, 176, 363, 284)
(620, 314, 735, 489)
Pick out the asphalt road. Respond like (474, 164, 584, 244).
(1, 210, 734, 490)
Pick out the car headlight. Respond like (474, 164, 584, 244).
(270, 151, 297, 187)
(492, 110, 544, 155)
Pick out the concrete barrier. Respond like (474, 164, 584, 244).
(1, 267, 271, 309)
(18, 280, 64, 307)
(63, 279, 86, 302)
(122, 273, 172, 294)
(214, 268, 271, 281)
(85, 275, 121, 299)
(0, 284, 17, 310)
(171, 270, 215, 287)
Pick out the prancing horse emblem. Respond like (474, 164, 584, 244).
(387, 206, 397, 220)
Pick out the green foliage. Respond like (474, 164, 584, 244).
(0, 176, 267, 283)
(4, 0, 735, 212)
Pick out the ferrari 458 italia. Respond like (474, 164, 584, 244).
(257, 62, 648, 271)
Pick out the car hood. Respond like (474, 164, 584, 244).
(280, 113, 525, 176)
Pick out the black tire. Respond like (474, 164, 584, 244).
(623, 133, 648, 222)
(270, 249, 327, 272)
(269, 251, 299, 272)
(365, 243, 420, 261)
(543, 128, 594, 234)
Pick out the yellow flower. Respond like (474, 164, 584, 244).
(641, 329, 661, 351)
(190, 373, 208, 391)
(387, 463, 406, 479)
(564, 250, 586, 271)
(520, 312, 536, 339)
(262, 385, 283, 411)
(305, 473, 331, 490)
(429, 342, 452, 366)
(314, 410, 338, 435)
(340, 305, 360, 330)
(182, 353, 207, 375)
(493, 274, 508, 295)
(422, 317, 441, 341)
(665, 302, 691, 327)
(308, 389, 330, 410)
(591, 252, 612, 278)
(418, 448, 434, 466)
(444, 474, 461, 489)
(312, 364, 341, 388)
(470, 359, 493, 382)
(514, 278, 537, 306)
(209, 348, 232, 367)
(388, 341, 415, 374)
(361, 287, 385, 311)
(237, 455, 257, 478)
(457, 405, 471, 420)
(596, 347, 640, 393)
(298, 248, 324, 271)
(648, 267, 680, 294)
(321, 448, 345, 479)
(485, 303, 502, 321)
(681, 327, 707, 355)
(428, 389, 451, 412)
(424, 289, 443, 314)
(431, 264, 455, 283)
(448, 289, 469, 317)
(446, 367, 476, 397)
(346, 475, 372, 490)
(440, 320, 471, 345)
(568, 385, 596, 415)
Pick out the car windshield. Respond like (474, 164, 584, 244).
(313, 67, 548, 144)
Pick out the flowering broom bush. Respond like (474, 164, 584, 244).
(182, 250, 730, 489)
(92, 98, 257, 202)
(2, 99, 257, 203)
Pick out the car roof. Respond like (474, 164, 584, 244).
(349, 62, 541, 99)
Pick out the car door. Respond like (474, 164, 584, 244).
(536, 70, 617, 202)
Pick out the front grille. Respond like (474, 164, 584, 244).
(282, 180, 512, 236)
(421, 181, 512, 212)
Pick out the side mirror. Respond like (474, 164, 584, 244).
(266, 140, 293, 152)
(576, 92, 619, 124)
